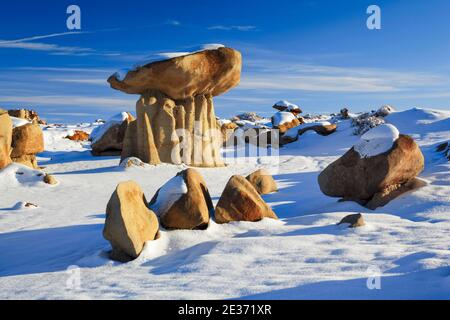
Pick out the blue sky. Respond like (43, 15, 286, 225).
(0, 0, 449, 123)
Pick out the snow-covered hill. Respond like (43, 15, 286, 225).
(0, 108, 449, 299)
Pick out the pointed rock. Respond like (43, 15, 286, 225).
(103, 181, 159, 262)
(215, 175, 278, 224)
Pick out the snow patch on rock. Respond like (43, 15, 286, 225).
(354, 124, 400, 158)
(115, 44, 225, 81)
(10, 117, 30, 128)
(90, 112, 129, 143)
(149, 174, 188, 217)
(272, 112, 296, 127)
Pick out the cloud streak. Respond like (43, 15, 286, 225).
(208, 25, 257, 32)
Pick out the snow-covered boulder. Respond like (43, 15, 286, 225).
(318, 125, 425, 209)
(272, 100, 302, 115)
(149, 169, 213, 230)
(272, 112, 302, 134)
(375, 105, 395, 117)
(91, 112, 135, 156)
(103, 181, 159, 262)
(215, 175, 278, 224)
(246, 169, 278, 195)
(0, 109, 13, 169)
(11, 122, 44, 169)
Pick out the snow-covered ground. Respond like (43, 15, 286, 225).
(0, 107, 449, 300)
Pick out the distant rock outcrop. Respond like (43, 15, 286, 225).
(11, 123, 44, 169)
(246, 169, 278, 195)
(318, 125, 425, 209)
(103, 181, 159, 262)
(109, 46, 242, 167)
(149, 169, 213, 230)
(0, 109, 13, 169)
(215, 175, 278, 224)
(8, 109, 46, 125)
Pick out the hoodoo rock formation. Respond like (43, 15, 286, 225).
(108, 45, 242, 167)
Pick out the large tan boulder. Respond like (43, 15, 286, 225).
(110, 46, 242, 167)
(108, 47, 241, 99)
(103, 181, 159, 262)
(149, 169, 213, 230)
(215, 175, 278, 224)
(11, 123, 44, 169)
(318, 129, 424, 209)
(246, 169, 278, 195)
(91, 112, 135, 156)
(0, 109, 13, 169)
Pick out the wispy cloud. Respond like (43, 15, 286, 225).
(208, 25, 257, 32)
(0, 95, 136, 108)
(166, 20, 181, 26)
(238, 56, 448, 93)
(0, 31, 121, 56)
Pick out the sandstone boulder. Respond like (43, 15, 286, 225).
(110, 46, 242, 167)
(246, 169, 278, 195)
(0, 109, 13, 169)
(11, 123, 44, 169)
(43, 174, 58, 185)
(103, 181, 159, 262)
(298, 123, 337, 136)
(108, 46, 241, 98)
(215, 175, 278, 224)
(318, 126, 424, 209)
(91, 112, 135, 156)
(338, 213, 365, 228)
(149, 169, 213, 230)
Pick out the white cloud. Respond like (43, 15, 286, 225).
(166, 20, 181, 26)
(208, 25, 257, 32)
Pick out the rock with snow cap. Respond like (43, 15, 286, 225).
(108, 45, 241, 99)
(149, 168, 213, 230)
(318, 124, 424, 209)
(91, 112, 135, 156)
